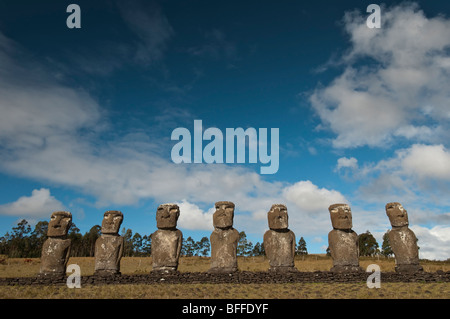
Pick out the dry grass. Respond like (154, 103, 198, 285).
(0, 255, 449, 299)
(0, 282, 448, 299)
(1, 255, 449, 277)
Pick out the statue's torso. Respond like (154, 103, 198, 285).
(263, 230, 295, 267)
(152, 229, 182, 268)
(388, 227, 419, 265)
(210, 228, 239, 269)
(328, 229, 359, 266)
(40, 238, 71, 274)
(94, 235, 124, 271)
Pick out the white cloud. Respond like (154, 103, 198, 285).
(393, 125, 439, 141)
(283, 180, 348, 214)
(310, 3, 450, 148)
(399, 144, 450, 181)
(338, 143, 450, 260)
(410, 225, 450, 260)
(0, 188, 65, 218)
(176, 200, 214, 231)
(336, 157, 358, 170)
(343, 143, 450, 210)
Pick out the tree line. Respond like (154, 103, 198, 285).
(324, 230, 412, 258)
(0, 219, 309, 258)
(0, 219, 399, 258)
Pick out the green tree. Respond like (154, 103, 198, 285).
(12, 219, 31, 238)
(358, 231, 379, 257)
(83, 225, 101, 257)
(381, 231, 393, 257)
(237, 231, 253, 256)
(296, 237, 308, 256)
(141, 234, 152, 256)
(0, 233, 9, 255)
(181, 236, 196, 256)
(132, 233, 143, 256)
(31, 220, 48, 239)
(121, 228, 134, 257)
(68, 223, 83, 257)
(251, 242, 264, 256)
(197, 237, 210, 256)
(29, 221, 49, 257)
(9, 219, 32, 257)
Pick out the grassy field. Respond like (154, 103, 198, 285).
(1, 255, 449, 277)
(0, 255, 449, 299)
(1, 282, 448, 299)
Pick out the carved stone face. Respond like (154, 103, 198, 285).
(386, 202, 409, 227)
(268, 204, 288, 230)
(101, 211, 123, 234)
(329, 204, 352, 230)
(213, 201, 235, 229)
(47, 211, 72, 237)
(156, 204, 180, 229)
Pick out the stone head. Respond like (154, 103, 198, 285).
(329, 204, 353, 230)
(101, 210, 123, 234)
(213, 201, 235, 229)
(386, 202, 409, 227)
(47, 211, 72, 237)
(156, 204, 180, 229)
(268, 204, 288, 230)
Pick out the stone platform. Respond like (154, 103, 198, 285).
(0, 270, 449, 286)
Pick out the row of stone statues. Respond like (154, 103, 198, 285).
(38, 201, 422, 278)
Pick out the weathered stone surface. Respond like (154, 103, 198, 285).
(94, 211, 124, 276)
(386, 202, 423, 273)
(39, 211, 72, 277)
(209, 228, 239, 273)
(264, 204, 297, 272)
(329, 203, 353, 230)
(151, 204, 182, 273)
(152, 229, 183, 272)
(209, 201, 239, 273)
(46, 211, 72, 237)
(328, 204, 362, 273)
(212, 201, 235, 229)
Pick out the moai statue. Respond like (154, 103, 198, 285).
(39, 211, 72, 277)
(328, 204, 362, 273)
(385, 202, 423, 273)
(263, 204, 297, 272)
(151, 203, 183, 273)
(94, 210, 124, 276)
(209, 201, 240, 273)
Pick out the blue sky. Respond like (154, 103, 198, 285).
(0, 0, 449, 259)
